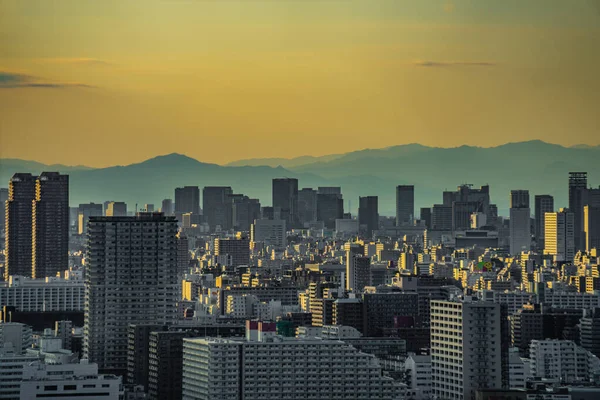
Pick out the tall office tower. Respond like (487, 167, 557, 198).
(78, 203, 103, 235)
(358, 196, 378, 237)
(161, 199, 174, 216)
(202, 186, 233, 231)
(569, 172, 588, 251)
(420, 207, 432, 229)
(0, 187, 7, 234)
(585, 205, 600, 253)
(317, 187, 343, 229)
(214, 237, 250, 267)
(298, 188, 317, 225)
(174, 186, 200, 215)
(232, 196, 261, 231)
(431, 204, 452, 231)
(396, 185, 415, 226)
(84, 213, 179, 376)
(452, 201, 480, 231)
(32, 172, 69, 279)
(535, 195, 554, 250)
(4, 173, 36, 280)
(444, 184, 491, 218)
(431, 299, 509, 400)
(509, 190, 531, 255)
(272, 178, 299, 228)
(182, 323, 403, 400)
(251, 219, 286, 249)
(105, 201, 127, 217)
(346, 251, 371, 292)
(544, 208, 575, 262)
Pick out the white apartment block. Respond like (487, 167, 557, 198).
(0, 275, 84, 312)
(543, 290, 600, 310)
(431, 299, 506, 400)
(530, 339, 600, 384)
(479, 290, 536, 315)
(20, 360, 122, 400)
(0, 344, 40, 400)
(404, 353, 432, 400)
(508, 348, 530, 389)
(182, 322, 404, 400)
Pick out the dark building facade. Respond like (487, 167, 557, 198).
(317, 190, 344, 229)
(5, 173, 37, 280)
(175, 186, 200, 216)
(298, 188, 317, 226)
(363, 292, 419, 336)
(396, 185, 414, 226)
(202, 186, 233, 231)
(358, 196, 379, 237)
(420, 207, 432, 229)
(534, 194, 554, 250)
(272, 178, 299, 228)
(569, 172, 587, 251)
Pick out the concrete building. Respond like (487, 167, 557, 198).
(0, 322, 32, 354)
(202, 186, 232, 231)
(534, 195, 554, 250)
(404, 353, 432, 399)
(161, 198, 174, 215)
(0, 343, 40, 399)
(431, 299, 509, 400)
(0, 187, 7, 234)
(175, 186, 200, 216)
(78, 203, 103, 235)
(431, 204, 453, 231)
(580, 308, 600, 358)
(509, 190, 531, 255)
(358, 196, 379, 237)
(0, 275, 84, 312)
(317, 188, 343, 229)
(272, 178, 299, 228)
(585, 205, 600, 253)
(181, 321, 404, 400)
(4, 173, 37, 280)
(346, 251, 371, 293)
(298, 188, 317, 226)
(214, 237, 250, 267)
(530, 339, 600, 384)
(544, 208, 575, 262)
(363, 291, 419, 336)
(569, 172, 587, 252)
(251, 219, 286, 249)
(84, 213, 179, 376)
(396, 185, 414, 226)
(105, 201, 127, 217)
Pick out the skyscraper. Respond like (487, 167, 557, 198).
(569, 172, 587, 252)
(84, 212, 179, 376)
(0, 187, 7, 234)
(584, 205, 600, 253)
(78, 203, 103, 235)
(420, 207, 432, 229)
(431, 299, 509, 400)
(317, 188, 344, 229)
(535, 195, 554, 250)
(161, 198, 174, 215)
(358, 196, 378, 237)
(4, 173, 36, 280)
(396, 185, 414, 226)
(31, 172, 69, 279)
(431, 204, 452, 231)
(174, 186, 200, 215)
(272, 178, 299, 228)
(202, 186, 233, 231)
(105, 201, 127, 217)
(231, 196, 261, 232)
(298, 188, 317, 226)
(509, 190, 531, 255)
(544, 208, 575, 262)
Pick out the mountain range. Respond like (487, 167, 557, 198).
(1, 140, 599, 216)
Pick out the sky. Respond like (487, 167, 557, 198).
(1, 0, 599, 167)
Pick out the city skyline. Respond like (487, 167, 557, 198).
(2, 1, 600, 166)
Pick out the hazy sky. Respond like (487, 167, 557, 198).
(1, 0, 599, 167)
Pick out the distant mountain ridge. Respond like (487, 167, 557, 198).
(1, 141, 599, 216)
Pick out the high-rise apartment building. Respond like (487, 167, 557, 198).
(346, 251, 371, 292)
(202, 186, 233, 231)
(181, 322, 404, 400)
(584, 205, 600, 253)
(32, 172, 69, 279)
(5, 173, 36, 280)
(78, 203, 103, 235)
(84, 213, 179, 376)
(175, 186, 200, 215)
(105, 201, 127, 217)
(544, 208, 575, 262)
(272, 178, 299, 228)
(214, 237, 250, 267)
(431, 299, 508, 400)
(358, 196, 378, 237)
(298, 188, 317, 225)
(534, 195, 554, 250)
(509, 190, 531, 255)
(569, 172, 587, 252)
(396, 185, 415, 226)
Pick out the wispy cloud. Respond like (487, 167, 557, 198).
(413, 61, 497, 68)
(40, 57, 112, 66)
(0, 71, 96, 89)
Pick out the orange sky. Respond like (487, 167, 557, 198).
(1, 0, 599, 167)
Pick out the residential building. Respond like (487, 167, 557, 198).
(0, 275, 84, 312)
(529, 339, 600, 384)
(346, 252, 371, 292)
(544, 208, 575, 262)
